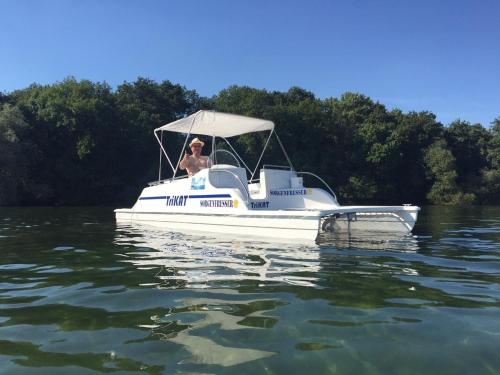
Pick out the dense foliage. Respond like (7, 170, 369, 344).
(0, 78, 498, 206)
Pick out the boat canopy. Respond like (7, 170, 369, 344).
(154, 110, 274, 138)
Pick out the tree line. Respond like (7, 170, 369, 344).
(0, 77, 499, 206)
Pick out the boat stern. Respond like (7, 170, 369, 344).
(320, 205, 420, 234)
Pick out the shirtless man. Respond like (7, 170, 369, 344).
(179, 137, 209, 176)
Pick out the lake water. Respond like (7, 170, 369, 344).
(0, 206, 499, 374)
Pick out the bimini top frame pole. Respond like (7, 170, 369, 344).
(172, 112, 199, 180)
(249, 130, 294, 181)
(250, 129, 274, 181)
(154, 130, 175, 176)
(158, 130, 163, 181)
(153, 112, 199, 181)
(275, 132, 294, 171)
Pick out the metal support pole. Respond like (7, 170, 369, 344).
(172, 111, 199, 180)
(212, 134, 216, 166)
(222, 137, 252, 174)
(275, 132, 294, 171)
(250, 129, 274, 181)
(158, 130, 163, 181)
(154, 130, 175, 173)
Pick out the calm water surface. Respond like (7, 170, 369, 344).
(0, 206, 499, 374)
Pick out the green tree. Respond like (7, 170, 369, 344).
(487, 117, 500, 169)
(12, 78, 119, 204)
(445, 120, 491, 190)
(0, 104, 30, 204)
(424, 139, 475, 205)
(0, 92, 9, 106)
(477, 117, 500, 203)
(388, 110, 444, 203)
(318, 93, 379, 203)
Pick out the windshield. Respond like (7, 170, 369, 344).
(209, 149, 241, 168)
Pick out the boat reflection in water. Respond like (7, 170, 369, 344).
(115, 222, 421, 288)
(317, 231, 421, 253)
(114, 222, 420, 367)
(115, 222, 323, 289)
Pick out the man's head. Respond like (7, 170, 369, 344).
(189, 138, 204, 156)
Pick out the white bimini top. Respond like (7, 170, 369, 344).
(154, 110, 274, 138)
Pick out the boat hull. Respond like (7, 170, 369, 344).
(115, 205, 419, 242)
(116, 209, 321, 240)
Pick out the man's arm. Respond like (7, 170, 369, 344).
(179, 152, 190, 170)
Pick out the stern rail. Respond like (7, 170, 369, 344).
(297, 171, 338, 203)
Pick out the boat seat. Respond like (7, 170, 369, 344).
(250, 169, 297, 199)
(260, 169, 294, 189)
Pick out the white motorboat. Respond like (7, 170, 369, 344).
(115, 111, 419, 241)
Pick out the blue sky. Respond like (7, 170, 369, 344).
(1, 0, 499, 126)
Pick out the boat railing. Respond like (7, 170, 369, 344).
(297, 171, 338, 202)
(262, 164, 293, 170)
(148, 175, 188, 186)
(148, 179, 167, 186)
(209, 169, 251, 204)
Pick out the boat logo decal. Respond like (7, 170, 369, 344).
(191, 176, 206, 190)
(165, 195, 189, 206)
(139, 193, 232, 202)
(251, 201, 269, 209)
(269, 189, 307, 196)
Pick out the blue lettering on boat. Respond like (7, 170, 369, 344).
(200, 199, 234, 208)
(165, 195, 189, 206)
(269, 189, 307, 196)
(251, 201, 269, 209)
